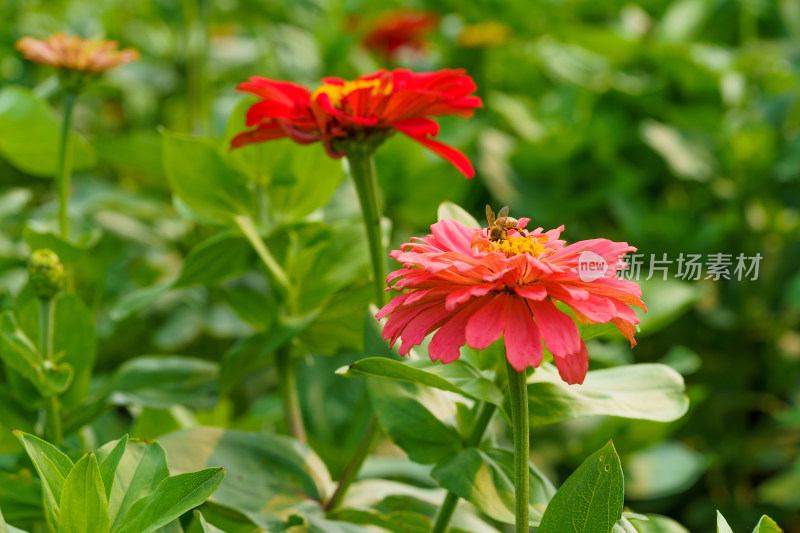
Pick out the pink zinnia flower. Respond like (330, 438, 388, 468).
(376, 215, 646, 385)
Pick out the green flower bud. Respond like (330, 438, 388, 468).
(28, 249, 65, 299)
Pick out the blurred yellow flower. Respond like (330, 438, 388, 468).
(16, 32, 139, 73)
(458, 21, 511, 48)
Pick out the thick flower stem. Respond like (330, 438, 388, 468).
(276, 345, 306, 443)
(56, 91, 77, 240)
(39, 297, 62, 444)
(346, 149, 387, 307)
(507, 362, 529, 533)
(432, 401, 497, 533)
(325, 149, 387, 512)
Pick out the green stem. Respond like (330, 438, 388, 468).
(39, 298, 62, 444)
(57, 91, 77, 241)
(432, 402, 497, 533)
(324, 417, 380, 511)
(276, 345, 306, 443)
(234, 215, 292, 305)
(323, 150, 388, 512)
(346, 150, 387, 306)
(507, 362, 529, 533)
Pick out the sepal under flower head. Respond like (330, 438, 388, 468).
(377, 211, 646, 385)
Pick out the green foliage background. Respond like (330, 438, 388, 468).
(0, 0, 798, 531)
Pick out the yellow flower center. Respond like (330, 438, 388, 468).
(476, 235, 548, 257)
(312, 79, 392, 108)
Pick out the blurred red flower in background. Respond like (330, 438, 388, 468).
(362, 10, 438, 60)
(231, 68, 482, 177)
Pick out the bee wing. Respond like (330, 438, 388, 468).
(498, 206, 510, 219)
(485, 205, 495, 226)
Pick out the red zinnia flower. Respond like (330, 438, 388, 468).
(362, 10, 439, 60)
(376, 213, 646, 385)
(16, 33, 139, 73)
(230, 69, 482, 177)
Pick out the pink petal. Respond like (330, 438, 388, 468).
(503, 296, 543, 371)
(514, 285, 547, 300)
(465, 292, 509, 350)
(528, 299, 581, 356)
(553, 339, 589, 385)
(398, 303, 455, 356)
(429, 294, 492, 363)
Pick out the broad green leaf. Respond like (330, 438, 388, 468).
(221, 286, 277, 331)
(97, 436, 129, 500)
(0, 311, 73, 397)
(0, 470, 43, 524)
(538, 441, 624, 533)
(14, 431, 74, 531)
(110, 282, 173, 321)
(223, 98, 344, 223)
(108, 439, 170, 530)
(23, 294, 97, 408)
(528, 363, 688, 425)
(636, 279, 709, 337)
(192, 510, 224, 533)
(113, 356, 219, 410)
(717, 511, 733, 533)
(219, 313, 317, 392)
(58, 453, 110, 533)
(0, 86, 95, 177)
(0, 505, 31, 533)
(159, 427, 333, 515)
(0, 387, 36, 453)
(162, 130, 256, 223)
(23, 228, 101, 264)
(368, 380, 462, 464)
(113, 468, 224, 533)
(338, 357, 504, 408)
(431, 447, 556, 526)
(752, 515, 782, 533)
(175, 233, 253, 287)
(326, 510, 430, 533)
(624, 442, 705, 500)
(437, 201, 481, 228)
(131, 407, 193, 440)
(626, 513, 690, 533)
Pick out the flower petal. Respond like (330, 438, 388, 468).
(403, 134, 475, 178)
(503, 296, 543, 371)
(528, 299, 581, 356)
(465, 291, 508, 349)
(553, 339, 589, 385)
(429, 294, 492, 363)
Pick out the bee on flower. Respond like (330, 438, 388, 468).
(377, 208, 646, 385)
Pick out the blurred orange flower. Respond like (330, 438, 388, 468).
(15, 33, 139, 73)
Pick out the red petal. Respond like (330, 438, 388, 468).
(402, 134, 475, 178)
(504, 296, 543, 371)
(393, 117, 440, 137)
(465, 292, 509, 349)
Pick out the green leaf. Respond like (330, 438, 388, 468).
(338, 357, 504, 408)
(0, 504, 31, 533)
(0, 86, 95, 177)
(437, 201, 480, 228)
(112, 468, 225, 533)
(431, 447, 556, 526)
(175, 233, 253, 287)
(159, 427, 333, 516)
(14, 431, 74, 531)
(23, 228, 101, 264)
(636, 279, 709, 337)
(752, 515, 782, 533)
(626, 513, 690, 533)
(113, 356, 219, 410)
(162, 130, 256, 224)
(538, 441, 624, 533)
(624, 442, 705, 500)
(0, 470, 43, 524)
(326, 510, 431, 533)
(192, 510, 223, 533)
(368, 380, 462, 464)
(0, 311, 73, 396)
(109, 282, 173, 321)
(58, 452, 110, 533)
(224, 98, 344, 223)
(528, 363, 688, 425)
(219, 312, 317, 392)
(717, 511, 734, 533)
(107, 439, 170, 530)
(97, 436, 129, 500)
